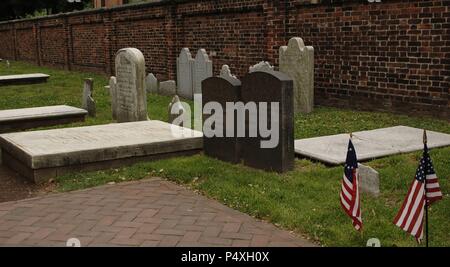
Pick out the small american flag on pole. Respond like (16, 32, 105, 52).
(340, 137, 362, 231)
(393, 139, 443, 243)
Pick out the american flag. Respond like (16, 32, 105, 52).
(340, 139, 362, 231)
(393, 143, 443, 242)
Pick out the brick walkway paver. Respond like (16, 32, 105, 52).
(0, 178, 315, 247)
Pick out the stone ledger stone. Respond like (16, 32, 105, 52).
(114, 48, 148, 123)
(249, 61, 274, 73)
(177, 48, 195, 99)
(109, 76, 118, 120)
(193, 49, 213, 96)
(159, 80, 176, 96)
(294, 126, 450, 165)
(0, 120, 203, 184)
(202, 76, 242, 164)
(145, 73, 158, 94)
(358, 163, 380, 197)
(81, 78, 96, 117)
(0, 105, 87, 134)
(0, 73, 49, 86)
(279, 37, 314, 114)
(241, 71, 294, 173)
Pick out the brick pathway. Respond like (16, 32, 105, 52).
(0, 178, 315, 247)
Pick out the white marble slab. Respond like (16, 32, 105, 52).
(0, 73, 50, 85)
(0, 105, 87, 123)
(294, 126, 450, 164)
(0, 120, 203, 169)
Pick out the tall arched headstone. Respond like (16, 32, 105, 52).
(193, 49, 213, 96)
(279, 37, 314, 114)
(177, 48, 194, 99)
(202, 75, 241, 164)
(241, 71, 294, 173)
(114, 48, 148, 123)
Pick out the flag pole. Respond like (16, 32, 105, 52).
(423, 129, 429, 248)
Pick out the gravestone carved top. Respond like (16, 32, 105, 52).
(114, 48, 148, 123)
(279, 37, 314, 114)
(249, 61, 275, 73)
(193, 49, 213, 96)
(145, 73, 158, 94)
(177, 48, 195, 99)
(219, 65, 238, 82)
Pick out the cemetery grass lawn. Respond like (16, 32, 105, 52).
(2, 62, 449, 247)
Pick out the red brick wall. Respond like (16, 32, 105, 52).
(0, 0, 448, 119)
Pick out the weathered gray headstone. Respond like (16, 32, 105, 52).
(168, 95, 187, 126)
(82, 78, 96, 117)
(358, 163, 380, 197)
(177, 48, 195, 99)
(114, 48, 148, 123)
(279, 37, 314, 114)
(249, 61, 274, 73)
(159, 80, 176, 96)
(241, 71, 294, 173)
(202, 76, 242, 164)
(219, 65, 238, 82)
(109, 76, 118, 120)
(145, 73, 158, 94)
(193, 49, 213, 96)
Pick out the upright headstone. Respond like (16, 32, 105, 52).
(219, 65, 237, 82)
(109, 76, 118, 120)
(6, 60, 10, 68)
(249, 61, 274, 73)
(202, 76, 242, 164)
(177, 48, 195, 99)
(358, 163, 380, 197)
(159, 80, 177, 96)
(168, 95, 186, 126)
(193, 49, 213, 96)
(145, 73, 158, 94)
(82, 78, 96, 117)
(279, 37, 314, 114)
(114, 48, 148, 123)
(241, 71, 294, 173)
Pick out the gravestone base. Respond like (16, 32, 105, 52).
(2, 148, 200, 184)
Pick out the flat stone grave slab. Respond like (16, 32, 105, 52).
(0, 120, 202, 183)
(294, 126, 450, 165)
(0, 73, 50, 86)
(0, 105, 87, 133)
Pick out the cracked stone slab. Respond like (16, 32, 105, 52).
(294, 126, 450, 165)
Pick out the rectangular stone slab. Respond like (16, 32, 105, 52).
(295, 126, 450, 165)
(0, 120, 203, 183)
(0, 73, 50, 86)
(0, 105, 87, 133)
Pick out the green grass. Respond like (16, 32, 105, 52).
(1, 61, 449, 247)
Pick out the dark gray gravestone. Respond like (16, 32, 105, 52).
(202, 76, 241, 164)
(241, 71, 294, 173)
